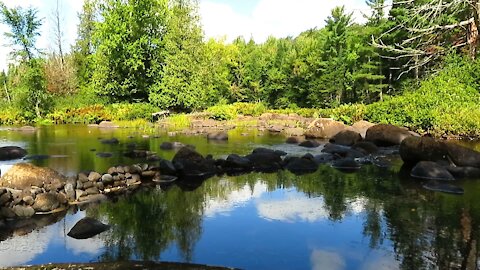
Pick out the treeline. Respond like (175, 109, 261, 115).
(0, 0, 478, 124)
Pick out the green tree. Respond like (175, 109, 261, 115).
(149, 0, 206, 111)
(0, 3, 42, 60)
(91, 0, 168, 102)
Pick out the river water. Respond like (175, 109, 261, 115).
(0, 125, 479, 269)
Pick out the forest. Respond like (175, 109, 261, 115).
(0, 0, 480, 137)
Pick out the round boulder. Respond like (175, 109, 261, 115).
(400, 137, 448, 164)
(32, 193, 61, 212)
(351, 120, 375, 139)
(444, 142, 480, 168)
(365, 124, 414, 146)
(305, 118, 346, 139)
(0, 163, 66, 190)
(67, 217, 110, 239)
(330, 130, 362, 146)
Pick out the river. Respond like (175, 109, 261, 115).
(0, 125, 479, 269)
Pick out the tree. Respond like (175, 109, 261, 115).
(148, 0, 206, 110)
(0, 3, 42, 61)
(51, 0, 64, 64)
(73, 0, 98, 87)
(374, 0, 479, 79)
(91, 0, 168, 102)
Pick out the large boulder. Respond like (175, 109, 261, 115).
(285, 157, 318, 175)
(322, 143, 365, 158)
(172, 147, 216, 177)
(400, 137, 448, 164)
(0, 146, 27, 161)
(305, 118, 346, 139)
(410, 161, 455, 181)
(224, 154, 252, 173)
(330, 130, 362, 146)
(0, 163, 67, 190)
(245, 149, 283, 173)
(351, 120, 376, 138)
(365, 124, 414, 146)
(67, 217, 110, 239)
(444, 142, 480, 168)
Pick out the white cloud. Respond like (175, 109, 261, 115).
(200, 0, 370, 43)
(257, 195, 329, 222)
(204, 180, 267, 217)
(0, 226, 53, 267)
(310, 249, 346, 270)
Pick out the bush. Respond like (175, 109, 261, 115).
(320, 104, 367, 125)
(232, 102, 267, 116)
(106, 103, 160, 121)
(206, 104, 237, 120)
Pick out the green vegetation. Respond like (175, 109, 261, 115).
(0, 0, 478, 137)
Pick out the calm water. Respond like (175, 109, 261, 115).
(1, 125, 480, 269)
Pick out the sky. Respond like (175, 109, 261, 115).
(0, 0, 370, 72)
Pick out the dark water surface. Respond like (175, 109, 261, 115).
(1, 125, 480, 269)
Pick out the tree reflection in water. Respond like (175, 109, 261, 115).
(91, 162, 480, 269)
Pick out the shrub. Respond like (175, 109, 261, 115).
(106, 103, 160, 121)
(206, 104, 238, 120)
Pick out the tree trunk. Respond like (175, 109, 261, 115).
(3, 80, 10, 103)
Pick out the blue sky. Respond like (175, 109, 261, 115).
(0, 0, 371, 71)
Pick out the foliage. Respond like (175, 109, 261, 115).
(320, 103, 367, 125)
(106, 103, 160, 121)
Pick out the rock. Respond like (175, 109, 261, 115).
(23, 154, 50, 161)
(252, 148, 287, 157)
(207, 132, 228, 141)
(286, 137, 301, 144)
(0, 163, 66, 190)
(400, 137, 448, 165)
(160, 142, 174, 150)
(351, 120, 376, 138)
(12, 205, 35, 217)
(446, 166, 480, 179)
(423, 180, 464, 195)
(67, 217, 110, 239)
(268, 125, 283, 133)
(107, 167, 117, 174)
(32, 193, 61, 212)
(100, 138, 119, 144)
(123, 150, 148, 159)
(352, 141, 379, 154)
(331, 158, 361, 171)
(141, 170, 156, 178)
(19, 126, 36, 131)
(22, 195, 34, 205)
(322, 143, 365, 158)
(444, 142, 480, 168)
(0, 146, 27, 161)
(298, 140, 320, 148)
(313, 154, 335, 164)
(78, 194, 108, 204)
(305, 118, 346, 139)
(223, 154, 252, 173)
(1, 207, 15, 218)
(78, 172, 89, 182)
(126, 164, 142, 174)
(283, 128, 304, 137)
(245, 152, 282, 173)
(96, 152, 113, 158)
(85, 187, 99, 195)
(82, 182, 93, 190)
(101, 174, 113, 183)
(0, 191, 11, 206)
(75, 189, 86, 200)
(330, 130, 362, 146)
(159, 159, 177, 175)
(88, 172, 102, 182)
(172, 147, 216, 177)
(410, 161, 455, 181)
(365, 124, 414, 146)
(98, 121, 119, 128)
(285, 157, 318, 175)
(65, 183, 75, 201)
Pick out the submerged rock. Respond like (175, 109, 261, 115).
(96, 152, 113, 158)
(400, 137, 448, 164)
(100, 138, 119, 145)
(445, 166, 480, 179)
(331, 158, 361, 172)
(285, 157, 318, 175)
(207, 132, 228, 141)
(172, 147, 216, 177)
(298, 140, 320, 148)
(67, 217, 110, 239)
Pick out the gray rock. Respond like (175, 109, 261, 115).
(285, 157, 318, 175)
(330, 130, 362, 146)
(0, 191, 11, 206)
(159, 159, 177, 175)
(411, 161, 455, 181)
(22, 195, 34, 205)
(65, 183, 76, 201)
(107, 167, 117, 175)
(331, 158, 361, 171)
(365, 124, 414, 146)
(299, 140, 320, 148)
(88, 171, 102, 182)
(13, 205, 35, 217)
(0, 207, 15, 218)
(32, 193, 61, 212)
(82, 181, 94, 189)
(0, 163, 66, 190)
(75, 189, 86, 200)
(78, 172, 89, 182)
(101, 174, 114, 183)
(85, 187, 99, 195)
(446, 166, 480, 179)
